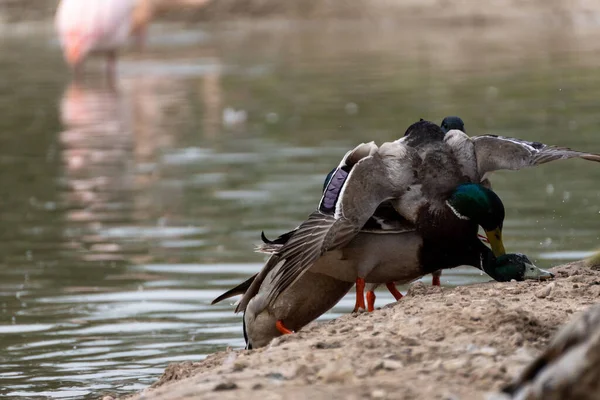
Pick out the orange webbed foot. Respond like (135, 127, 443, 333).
(353, 278, 366, 312)
(275, 320, 294, 335)
(366, 290, 376, 312)
(386, 282, 404, 301)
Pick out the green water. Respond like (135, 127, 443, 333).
(0, 20, 598, 398)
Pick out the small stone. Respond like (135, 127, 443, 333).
(317, 363, 354, 383)
(573, 284, 579, 288)
(290, 364, 310, 378)
(535, 282, 555, 298)
(214, 382, 238, 391)
(371, 359, 404, 371)
(252, 383, 263, 390)
(371, 389, 387, 398)
(443, 359, 467, 371)
(407, 281, 427, 296)
(510, 332, 524, 346)
(314, 341, 342, 349)
(265, 372, 285, 381)
(478, 346, 498, 357)
(232, 361, 248, 372)
(380, 359, 404, 370)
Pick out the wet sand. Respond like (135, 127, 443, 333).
(121, 258, 600, 400)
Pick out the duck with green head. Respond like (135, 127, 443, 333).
(238, 121, 539, 317)
(318, 115, 599, 303)
(215, 176, 551, 349)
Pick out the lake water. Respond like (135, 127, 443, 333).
(0, 19, 599, 399)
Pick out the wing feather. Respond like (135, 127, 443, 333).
(473, 135, 600, 178)
(211, 274, 257, 305)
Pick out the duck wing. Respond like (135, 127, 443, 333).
(236, 141, 419, 313)
(472, 134, 600, 179)
(256, 202, 415, 254)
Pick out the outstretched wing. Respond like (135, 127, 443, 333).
(472, 135, 600, 178)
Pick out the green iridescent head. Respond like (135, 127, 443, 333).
(440, 116, 466, 134)
(447, 183, 506, 256)
(484, 253, 554, 282)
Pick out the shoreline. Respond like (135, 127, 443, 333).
(121, 258, 600, 400)
(4, 1, 600, 25)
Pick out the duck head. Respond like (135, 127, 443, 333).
(440, 116, 466, 134)
(446, 183, 506, 257)
(484, 253, 554, 282)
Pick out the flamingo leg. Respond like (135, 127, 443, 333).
(353, 278, 366, 312)
(275, 320, 293, 335)
(106, 51, 117, 87)
(134, 24, 148, 50)
(385, 282, 404, 301)
(366, 291, 376, 312)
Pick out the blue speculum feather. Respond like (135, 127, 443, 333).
(322, 168, 336, 192)
(319, 167, 349, 214)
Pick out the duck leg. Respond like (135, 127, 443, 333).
(385, 282, 404, 300)
(429, 235, 488, 287)
(366, 290, 376, 312)
(275, 320, 294, 335)
(432, 271, 441, 286)
(353, 278, 366, 312)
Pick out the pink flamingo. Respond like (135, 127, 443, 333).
(55, 0, 137, 80)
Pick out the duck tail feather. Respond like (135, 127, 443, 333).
(211, 274, 258, 305)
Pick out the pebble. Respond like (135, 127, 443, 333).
(213, 382, 238, 391)
(376, 359, 404, 370)
(535, 282, 555, 298)
(371, 389, 387, 398)
(232, 361, 247, 372)
(443, 358, 467, 371)
(317, 363, 354, 383)
(510, 332, 524, 346)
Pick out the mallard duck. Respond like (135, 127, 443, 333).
(319, 116, 600, 300)
(212, 270, 353, 349)
(258, 229, 553, 310)
(216, 230, 551, 348)
(234, 125, 515, 335)
(502, 303, 600, 399)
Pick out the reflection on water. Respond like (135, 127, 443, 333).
(0, 20, 599, 398)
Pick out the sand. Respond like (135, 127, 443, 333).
(119, 258, 600, 400)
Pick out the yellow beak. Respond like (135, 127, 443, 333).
(485, 227, 506, 257)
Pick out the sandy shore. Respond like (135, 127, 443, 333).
(120, 258, 600, 400)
